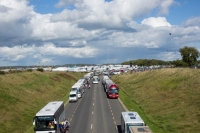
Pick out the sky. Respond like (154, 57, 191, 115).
(0, 0, 200, 66)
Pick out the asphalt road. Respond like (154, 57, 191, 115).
(65, 76, 125, 133)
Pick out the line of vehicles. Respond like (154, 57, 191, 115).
(69, 72, 94, 102)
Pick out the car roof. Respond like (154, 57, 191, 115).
(70, 90, 77, 94)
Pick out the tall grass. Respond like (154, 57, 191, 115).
(112, 68, 200, 133)
(0, 71, 85, 133)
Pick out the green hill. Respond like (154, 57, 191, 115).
(111, 68, 200, 133)
(0, 71, 85, 133)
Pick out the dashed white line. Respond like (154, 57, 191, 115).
(93, 103, 94, 105)
(91, 124, 93, 129)
(92, 111, 94, 115)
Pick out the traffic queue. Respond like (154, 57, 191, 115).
(69, 72, 94, 102)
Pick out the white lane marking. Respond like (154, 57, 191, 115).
(92, 111, 93, 115)
(93, 103, 94, 105)
(91, 124, 93, 129)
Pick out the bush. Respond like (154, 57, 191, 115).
(27, 69, 33, 72)
(0, 71, 5, 75)
(37, 68, 44, 72)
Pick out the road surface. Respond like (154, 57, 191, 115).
(65, 76, 125, 133)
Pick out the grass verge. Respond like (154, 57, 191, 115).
(112, 68, 200, 133)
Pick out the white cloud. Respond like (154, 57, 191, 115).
(141, 17, 171, 27)
(55, 0, 78, 8)
(158, 0, 174, 15)
(0, 0, 200, 66)
(181, 16, 200, 27)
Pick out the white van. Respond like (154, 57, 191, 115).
(69, 90, 78, 102)
(71, 83, 84, 98)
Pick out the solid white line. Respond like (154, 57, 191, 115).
(91, 124, 93, 129)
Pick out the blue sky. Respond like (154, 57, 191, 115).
(0, 0, 200, 66)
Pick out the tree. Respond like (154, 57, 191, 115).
(179, 46, 200, 66)
(172, 60, 188, 67)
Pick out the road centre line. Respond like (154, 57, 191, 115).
(91, 124, 93, 129)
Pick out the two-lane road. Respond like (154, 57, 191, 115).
(65, 76, 125, 133)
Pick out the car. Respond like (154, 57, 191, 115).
(69, 90, 78, 102)
(92, 77, 99, 84)
(93, 76, 100, 81)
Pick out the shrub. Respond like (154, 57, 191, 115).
(37, 68, 44, 72)
(0, 71, 5, 75)
(27, 69, 33, 72)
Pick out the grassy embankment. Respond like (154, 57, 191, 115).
(111, 68, 200, 133)
(0, 71, 85, 133)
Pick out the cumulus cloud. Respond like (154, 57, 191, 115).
(158, 0, 174, 15)
(181, 16, 200, 27)
(0, 0, 200, 66)
(141, 17, 171, 27)
(52, 0, 174, 30)
(55, 0, 78, 8)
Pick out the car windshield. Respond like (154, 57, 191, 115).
(93, 78, 98, 81)
(71, 88, 77, 91)
(34, 116, 55, 131)
(70, 94, 76, 97)
(109, 88, 118, 94)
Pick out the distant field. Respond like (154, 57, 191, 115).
(0, 71, 85, 133)
(112, 68, 200, 133)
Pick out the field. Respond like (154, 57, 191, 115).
(111, 68, 200, 133)
(0, 71, 85, 133)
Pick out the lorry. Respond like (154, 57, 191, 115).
(71, 82, 84, 98)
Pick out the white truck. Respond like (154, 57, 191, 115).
(121, 112, 152, 133)
(71, 82, 84, 98)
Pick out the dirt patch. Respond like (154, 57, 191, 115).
(58, 73, 77, 81)
(50, 76, 61, 82)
